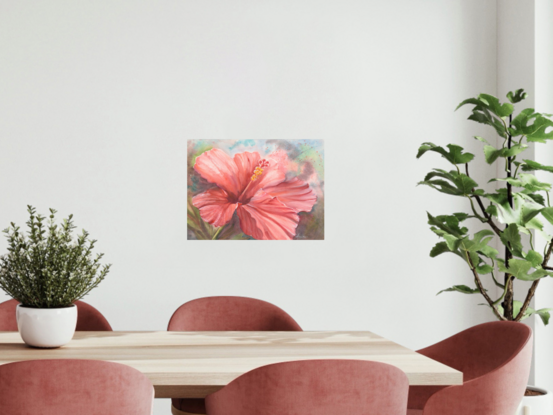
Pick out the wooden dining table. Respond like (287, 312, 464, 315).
(0, 331, 462, 398)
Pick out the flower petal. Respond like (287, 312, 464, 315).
(192, 188, 238, 227)
(194, 149, 241, 198)
(264, 177, 317, 213)
(233, 151, 261, 195)
(241, 151, 288, 201)
(237, 192, 299, 240)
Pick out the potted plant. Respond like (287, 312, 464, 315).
(418, 89, 553, 415)
(0, 206, 110, 348)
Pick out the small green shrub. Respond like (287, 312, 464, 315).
(0, 206, 110, 308)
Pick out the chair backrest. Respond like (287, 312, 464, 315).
(205, 359, 409, 415)
(408, 321, 533, 412)
(0, 299, 112, 331)
(0, 299, 18, 331)
(167, 296, 302, 331)
(417, 321, 532, 381)
(0, 359, 153, 415)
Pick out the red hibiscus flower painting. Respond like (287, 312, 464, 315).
(187, 140, 324, 240)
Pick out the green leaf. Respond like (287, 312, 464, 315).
(506, 259, 532, 279)
(512, 301, 530, 320)
(486, 204, 499, 217)
(444, 234, 461, 251)
(474, 229, 495, 240)
(522, 204, 543, 224)
(427, 213, 468, 238)
(417, 143, 475, 164)
(452, 212, 470, 222)
(541, 207, 553, 225)
(451, 173, 478, 194)
(430, 241, 450, 257)
(419, 169, 478, 196)
(525, 250, 544, 267)
(484, 190, 508, 205)
(507, 89, 527, 104)
(437, 285, 482, 295)
(491, 174, 551, 192)
(500, 224, 523, 257)
(475, 264, 493, 274)
(483, 145, 501, 164)
(468, 109, 508, 137)
(513, 300, 552, 325)
(483, 144, 528, 165)
(521, 159, 553, 173)
(496, 194, 543, 228)
(511, 108, 537, 136)
(479, 243, 499, 259)
(456, 98, 484, 111)
(474, 135, 491, 145)
(527, 118, 553, 142)
(511, 109, 553, 141)
(526, 193, 546, 206)
(502, 144, 528, 157)
(419, 179, 463, 196)
(536, 308, 552, 325)
(429, 241, 463, 259)
(458, 94, 514, 119)
(478, 93, 514, 118)
(459, 231, 494, 258)
(526, 269, 550, 281)
(499, 258, 549, 281)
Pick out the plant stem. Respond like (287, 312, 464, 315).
(502, 114, 515, 320)
(516, 237, 553, 321)
(465, 251, 507, 321)
(212, 226, 225, 240)
(465, 163, 501, 235)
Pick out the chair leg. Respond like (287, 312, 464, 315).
(171, 404, 202, 415)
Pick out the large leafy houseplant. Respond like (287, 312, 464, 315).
(0, 206, 110, 308)
(418, 89, 553, 324)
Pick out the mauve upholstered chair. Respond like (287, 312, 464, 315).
(205, 359, 409, 415)
(167, 296, 302, 415)
(0, 299, 112, 331)
(0, 359, 154, 415)
(407, 321, 532, 415)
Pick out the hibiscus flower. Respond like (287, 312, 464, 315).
(192, 148, 317, 240)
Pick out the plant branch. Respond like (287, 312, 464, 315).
(465, 252, 507, 321)
(516, 237, 553, 321)
(465, 163, 502, 236)
(503, 114, 514, 320)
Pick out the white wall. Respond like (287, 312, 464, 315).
(534, 0, 553, 392)
(0, 1, 499, 413)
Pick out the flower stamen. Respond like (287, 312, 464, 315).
(250, 160, 269, 181)
(251, 166, 264, 181)
(239, 159, 270, 201)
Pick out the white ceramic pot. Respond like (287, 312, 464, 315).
(517, 386, 553, 415)
(16, 304, 78, 348)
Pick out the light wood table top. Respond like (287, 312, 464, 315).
(0, 331, 462, 398)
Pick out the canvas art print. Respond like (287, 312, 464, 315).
(187, 140, 324, 240)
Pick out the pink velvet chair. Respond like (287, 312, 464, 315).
(407, 321, 532, 415)
(206, 359, 409, 415)
(0, 299, 112, 331)
(167, 296, 302, 415)
(0, 359, 154, 414)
